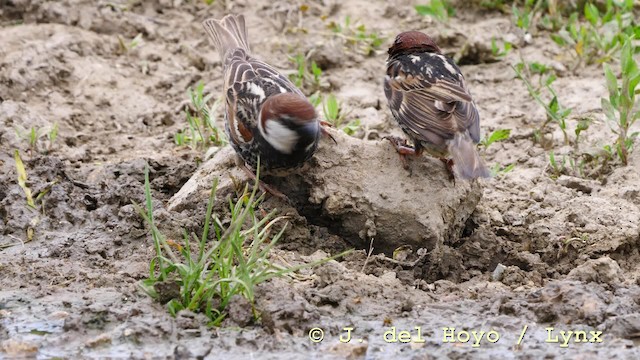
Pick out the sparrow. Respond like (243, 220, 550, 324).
(202, 14, 323, 189)
(384, 31, 490, 180)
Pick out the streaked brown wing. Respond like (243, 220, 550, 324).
(223, 51, 261, 145)
(385, 60, 480, 145)
(223, 50, 257, 93)
(248, 58, 304, 96)
(224, 87, 254, 144)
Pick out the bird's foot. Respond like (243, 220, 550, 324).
(320, 122, 337, 144)
(439, 158, 456, 185)
(384, 136, 418, 170)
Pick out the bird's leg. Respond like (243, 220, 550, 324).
(439, 158, 456, 184)
(320, 121, 337, 144)
(240, 164, 288, 201)
(384, 136, 419, 170)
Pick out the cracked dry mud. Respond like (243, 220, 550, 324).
(1, 0, 640, 359)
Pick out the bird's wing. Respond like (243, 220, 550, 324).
(222, 49, 262, 144)
(385, 55, 481, 145)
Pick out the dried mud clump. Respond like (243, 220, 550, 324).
(169, 130, 484, 255)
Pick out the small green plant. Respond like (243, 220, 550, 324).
(547, 150, 587, 179)
(512, 60, 572, 144)
(177, 82, 226, 151)
(490, 38, 513, 58)
(135, 165, 347, 325)
(341, 119, 362, 136)
(322, 94, 361, 136)
(308, 92, 323, 108)
(547, 150, 589, 179)
(511, 0, 544, 32)
(544, 142, 620, 180)
(326, 16, 385, 56)
(322, 93, 342, 126)
(548, 150, 565, 178)
(117, 33, 143, 54)
(491, 162, 516, 176)
(479, 128, 514, 176)
(415, 0, 455, 22)
(478, 0, 511, 12)
(480, 128, 511, 148)
(288, 53, 325, 94)
(550, 0, 638, 69)
(15, 123, 59, 155)
(14, 150, 35, 209)
(13, 150, 42, 243)
(48, 123, 59, 148)
(601, 35, 640, 166)
(573, 115, 593, 145)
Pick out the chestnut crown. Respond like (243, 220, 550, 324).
(260, 93, 317, 127)
(388, 31, 441, 57)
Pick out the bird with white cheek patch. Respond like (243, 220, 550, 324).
(384, 31, 490, 181)
(202, 14, 329, 197)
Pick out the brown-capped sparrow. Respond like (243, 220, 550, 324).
(384, 31, 490, 180)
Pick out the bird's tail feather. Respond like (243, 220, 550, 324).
(202, 14, 250, 60)
(447, 132, 491, 180)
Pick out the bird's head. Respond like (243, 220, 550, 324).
(259, 93, 320, 155)
(388, 31, 441, 57)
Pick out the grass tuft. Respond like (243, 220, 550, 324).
(134, 163, 349, 325)
(175, 81, 227, 152)
(601, 35, 640, 166)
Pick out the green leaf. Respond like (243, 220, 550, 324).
(323, 94, 340, 123)
(311, 61, 322, 78)
(575, 118, 591, 137)
(603, 63, 618, 95)
(550, 34, 567, 46)
(309, 92, 322, 108)
(560, 108, 572, 119)
(342, 119, 361, 136)
(167, 299, 185, 317)
(48, 122, 59, 144)
(620, 36, 637, 76)
(491, 38, 499, 55)
(601, 98, 616, 121)
(14, 150, 35, 208)
(415, 5, 433, 16)
(504, 42, 513, 52)
(544, 73, 557, 86)
(501, 163, 515, 174)
(415, 0, 449, 21)
(549, 96, 559, 113)
(584, 3, 599, 27)
(529, 62, 549, 74)
(549, 150, 557, 168)
(482, 128, 511, 147)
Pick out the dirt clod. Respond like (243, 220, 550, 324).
(169, 131, 483, 256)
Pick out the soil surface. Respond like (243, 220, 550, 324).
(1, 0, 640, 359)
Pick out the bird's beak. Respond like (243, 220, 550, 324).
(298, 121, 320, 140)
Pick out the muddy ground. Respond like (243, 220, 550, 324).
(1, 0, 640, 359)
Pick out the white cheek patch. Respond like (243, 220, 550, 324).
(264, 120, 299, 154)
